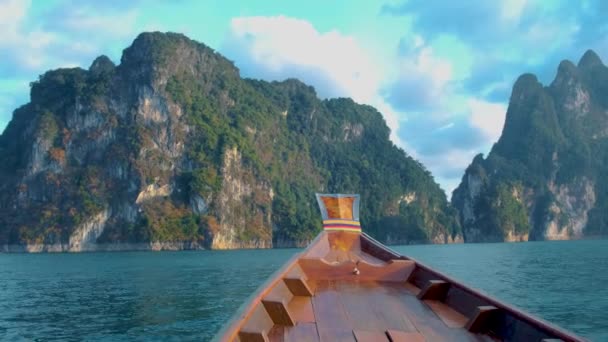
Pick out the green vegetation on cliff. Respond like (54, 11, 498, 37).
(453, 51, 608, 241)
(0, 32, 460, 249)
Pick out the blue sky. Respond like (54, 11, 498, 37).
(1, 0, 607, 196)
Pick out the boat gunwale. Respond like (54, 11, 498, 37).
(211, 232, 327, 342)
(361, 232, 587, 342)
(214, 231, 586, 342)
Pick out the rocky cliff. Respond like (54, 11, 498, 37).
(453, 50, 608, 242)
(0, 32, 460, 251)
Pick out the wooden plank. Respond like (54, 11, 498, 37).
(336, 281, 417, 332)
(267, 326, 284, 342)
(288, 296, 315, 323)
(239, 303, 274, 342)
(353, 330, 389, 342)
(466, 306, 499, 333)
(360, 233, 403, 262)
(417, 280, 450, 301)
(336, 282, 385, 331)
(263, 281, 296, 326)
(262, 300, 295, 326)
(444, 285, 490, 319)
(394, 290, 488, 341)
(299, 258, 415, 282)
(403, 282, 420, 296)
(284, 277, 314, 297)
(386, 330, 425, 342)
(239, 331, 269, 342)
(284, 264, 315, 296)
(424, 300, 468, 328)
(220, 244, 311, 341)
(303, 233, 330, 259)
(269, 323, 321, 342)
(312, 281, 355, 342)
(284, 323, 320, 342)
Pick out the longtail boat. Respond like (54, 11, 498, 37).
(214, 194, 585, 342)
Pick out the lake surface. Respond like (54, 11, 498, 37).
(1, 240, 607, 341)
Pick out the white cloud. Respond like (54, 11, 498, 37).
(0, 0, 59, 70)
(421, 148, 480, 194)
(222, 16, 493, 196)
(384, 46, 454, 111)
(0, 0, 28, 36)
(468, 98, 507, 141)
(224, 16, 382, 104)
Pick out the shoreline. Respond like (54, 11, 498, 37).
(2, 236, 605, 253)
(0, 241, 206, 253)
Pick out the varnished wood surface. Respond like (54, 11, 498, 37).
(299, 258, 415, 282)
(310, 280, 491, 342)
(215, 231, 586, 342)
(386, 330, 425, 342)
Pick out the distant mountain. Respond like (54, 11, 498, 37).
(0, 32, 461, 252)
(453, 50, 608, 242)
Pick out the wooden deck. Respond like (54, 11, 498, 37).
(269, 280, 494, 342)
(215, 231, 585, 342)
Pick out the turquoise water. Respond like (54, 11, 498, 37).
(0, 240, 607, 341)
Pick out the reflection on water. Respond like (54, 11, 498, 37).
(1, 240, 607, 340)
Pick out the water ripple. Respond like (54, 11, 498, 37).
(1, 241, 607, 340)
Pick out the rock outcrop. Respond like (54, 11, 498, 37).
(453, 50, 608, 241)
(0, 32, 460, 252)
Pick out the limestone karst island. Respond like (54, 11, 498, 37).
(1, 33, 608, 252)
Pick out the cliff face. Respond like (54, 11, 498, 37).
(0, 32, 460, 251)
(453, 50, 608, 242)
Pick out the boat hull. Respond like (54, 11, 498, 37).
(214, 231, 585, 342)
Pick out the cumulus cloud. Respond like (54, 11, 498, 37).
(0, 0, 58, 73)
(0, 0, 143, 134)
(222, 16, 382, 104)
(468, 99, 507, 141)
(396, 108, 495, 193)
(383, 46, 453, 111)
(383, 0, 605, 99)
(377, 0, 608, 195)
(220, 15, 509, 195)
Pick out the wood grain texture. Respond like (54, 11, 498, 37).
(466, 306, 499, 333)
(268, 323, 320, 342)
(352, 330, 389, 342)
(386, 330, 425, 342)
(287, 296, 315, 323)
(299, 258, 415, 282)
(403, 282, 421, 296)
(239, 303, 274, 341)
(336, 282, 417, 332)
(217, 229, 585, 342)
(424, 300, 469, 328)
(417, 280, 450, 301)
(262, 281, 295, 326)
(312, 281, 355, 342)
(284, 323, 320, 342)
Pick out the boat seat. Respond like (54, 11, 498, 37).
(417, 280, 450, 301)
(261, 281, 295, 326)
(283, 264, 315, 296)
(466, 305, 499, 333)
(238, 304, 273, 342)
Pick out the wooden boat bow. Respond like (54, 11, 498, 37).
(214, 194, 586, 342)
